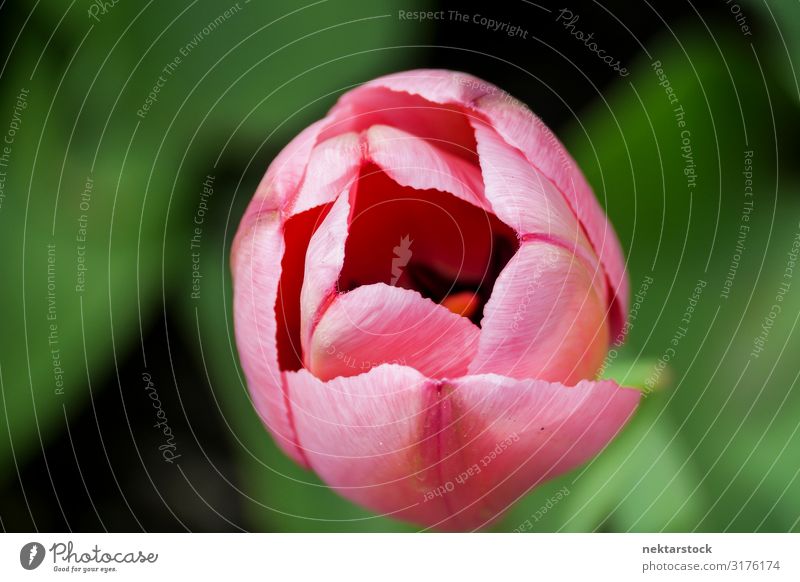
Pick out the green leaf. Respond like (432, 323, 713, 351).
(1, 0, 430, 485)
(498, 406, 706, 532)
(34, 0, 432, 147)
(744, 0, 800, 104)
(558, 27, 800, 532)
(601, 358, 671, 393)
(0, 57, 187, 474)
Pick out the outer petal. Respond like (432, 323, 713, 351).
(473, 122, 588, 246)
(440, 374, 641, 530)
(470, 120, 589, 253)
(468, 241, 610, 385)
(290, 132, 362, 216)
(250, 118, 329, 211)
(327, 69, 628, 334)
(308, 284, 480, 381)
(231, 213, 308, 466)
(285, 365, 457, 526)
(339, 69, 489, 108)
(473, 91, 629, 324)
(284, 365, 639, 530)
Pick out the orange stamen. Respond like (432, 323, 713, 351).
(441, 291, 480, 319)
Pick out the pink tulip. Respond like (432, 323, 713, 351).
(232, 69, 639, 530)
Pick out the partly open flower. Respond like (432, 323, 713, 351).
(232, 69, 639, 530)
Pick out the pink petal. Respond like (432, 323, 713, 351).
(250, 118, 329, 212)
(284, 365, 457, 526)
(284, 365, 639, 530)
(307, 284, 480, 381)
(290, 132, 363, 216)
(272, 205, 332, 372)
(327, 69, 628, 335)
(468, 241, 610, 386)
(365, 124, 489, 211)
(299, 191, 351, 354)
(346, 69, 490, 107)
(474, 93, 629, 332)
(439, 374, 641, 529)
(231, 213, 309, 467)
(470, 121, 591, 252)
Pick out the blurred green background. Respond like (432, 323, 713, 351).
(0, 0, 798, 532)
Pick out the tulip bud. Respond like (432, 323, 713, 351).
(232, 69, 639, 530)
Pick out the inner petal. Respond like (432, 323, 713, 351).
(467, 241, 610, 385)
(308, 284, 480, 381)
(275, 204, 331, 371)
(337, 164, 518, 325)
